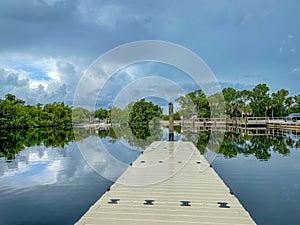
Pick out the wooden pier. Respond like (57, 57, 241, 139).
(178, 117, 300, 133)
(75, 141, 256, 225)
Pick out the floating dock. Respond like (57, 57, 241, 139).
(75, 141, 256, 225)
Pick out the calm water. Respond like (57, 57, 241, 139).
(0, 127, 300, 225)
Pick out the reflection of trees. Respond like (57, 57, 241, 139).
(130, 125, 151, 139)
(0, 128, 75, 160)
(184, 131, 295, 161)
(99, 125, 163, 149)
(122, 125, 162, 149)
(218, 133, 292, 160)
(272, 136, 290, 155)
(181, 130, 211, 154)
(195, 131, 210, 154)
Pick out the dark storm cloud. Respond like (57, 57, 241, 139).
(0, 0, 300, 104)
(0, 0, 159, 59)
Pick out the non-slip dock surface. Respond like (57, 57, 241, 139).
(75, 141, 256, 225)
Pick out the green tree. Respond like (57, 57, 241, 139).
(0, 94, 72, 129)
(176, 89, 210, 118)
(250, 84, 271, 117)
(222, 87, 239, 117)
(72, 107, 91, 124)
(95, 108, 108, 121)
(291, 95, 300, 113)
(175, 95, 195, 118)
(270, 89, 289, 117)
(129, 99, 162, 126)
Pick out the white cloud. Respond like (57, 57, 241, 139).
(0, 55, 83, 105)
(279, 34, 296, 55)
(279, 47, 283, 54)
(292, 66, 300, 73)
(28, 80, 48, 89)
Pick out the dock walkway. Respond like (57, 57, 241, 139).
(75, 141, 256, 225)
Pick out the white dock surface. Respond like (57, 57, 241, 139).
(75, 141, 256, 225)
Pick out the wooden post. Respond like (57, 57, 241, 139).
(169, 102, 174, 141)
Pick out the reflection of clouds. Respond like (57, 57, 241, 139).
(77, 136, 130, 182)
(0, 136, 141, 189)
(0, 142, 99, 189)
(0, 146, 62, 188)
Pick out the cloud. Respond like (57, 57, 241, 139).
(292, 66, 300, 73)
(0, 59, 78, 105)
(279, 47, 283, 54)
(0, 0, 300, 104)
(279, 34, 297, 55)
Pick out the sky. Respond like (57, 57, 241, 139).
(0, 0, 300, 109)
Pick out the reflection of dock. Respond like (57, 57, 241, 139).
(178, 117, 300, 133)
(267, 120, 300, 131)
(73, 123, 112, 128)
(76, 141, 256, 225)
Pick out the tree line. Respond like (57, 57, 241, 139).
(176, 84, 300, 118)
(73, 99, 162, 126)
(2, 82, 299, 130)
(0, 94, 72, 129)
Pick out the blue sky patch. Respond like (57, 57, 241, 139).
(14, 64, 51, 81)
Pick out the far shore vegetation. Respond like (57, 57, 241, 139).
(74, 83, 300, 124)
(1, 83, 300, 159)
(1, 83, 300, 129)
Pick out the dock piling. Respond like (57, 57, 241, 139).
(168, 102, 174, 141)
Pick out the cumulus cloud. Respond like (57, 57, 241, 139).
(0, 0, 300, 103)
(0, 56, 81, 105)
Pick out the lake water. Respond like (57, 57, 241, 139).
(0, 127, 300, 225)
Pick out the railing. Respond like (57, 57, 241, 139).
(163, 117, 299, 133)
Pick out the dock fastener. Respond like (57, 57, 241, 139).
(144, 200, 154, 205)
(217, 202, 230, 208)
(180, 201, 191, 206)
(108, 199, 120, 204)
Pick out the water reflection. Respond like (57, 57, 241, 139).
(1, 127, 300, 163)
(179, 128, 300, 161)
(0, 128, 75, 160)
(0, 126, 300, 225)
(0, 138, 113, 225)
